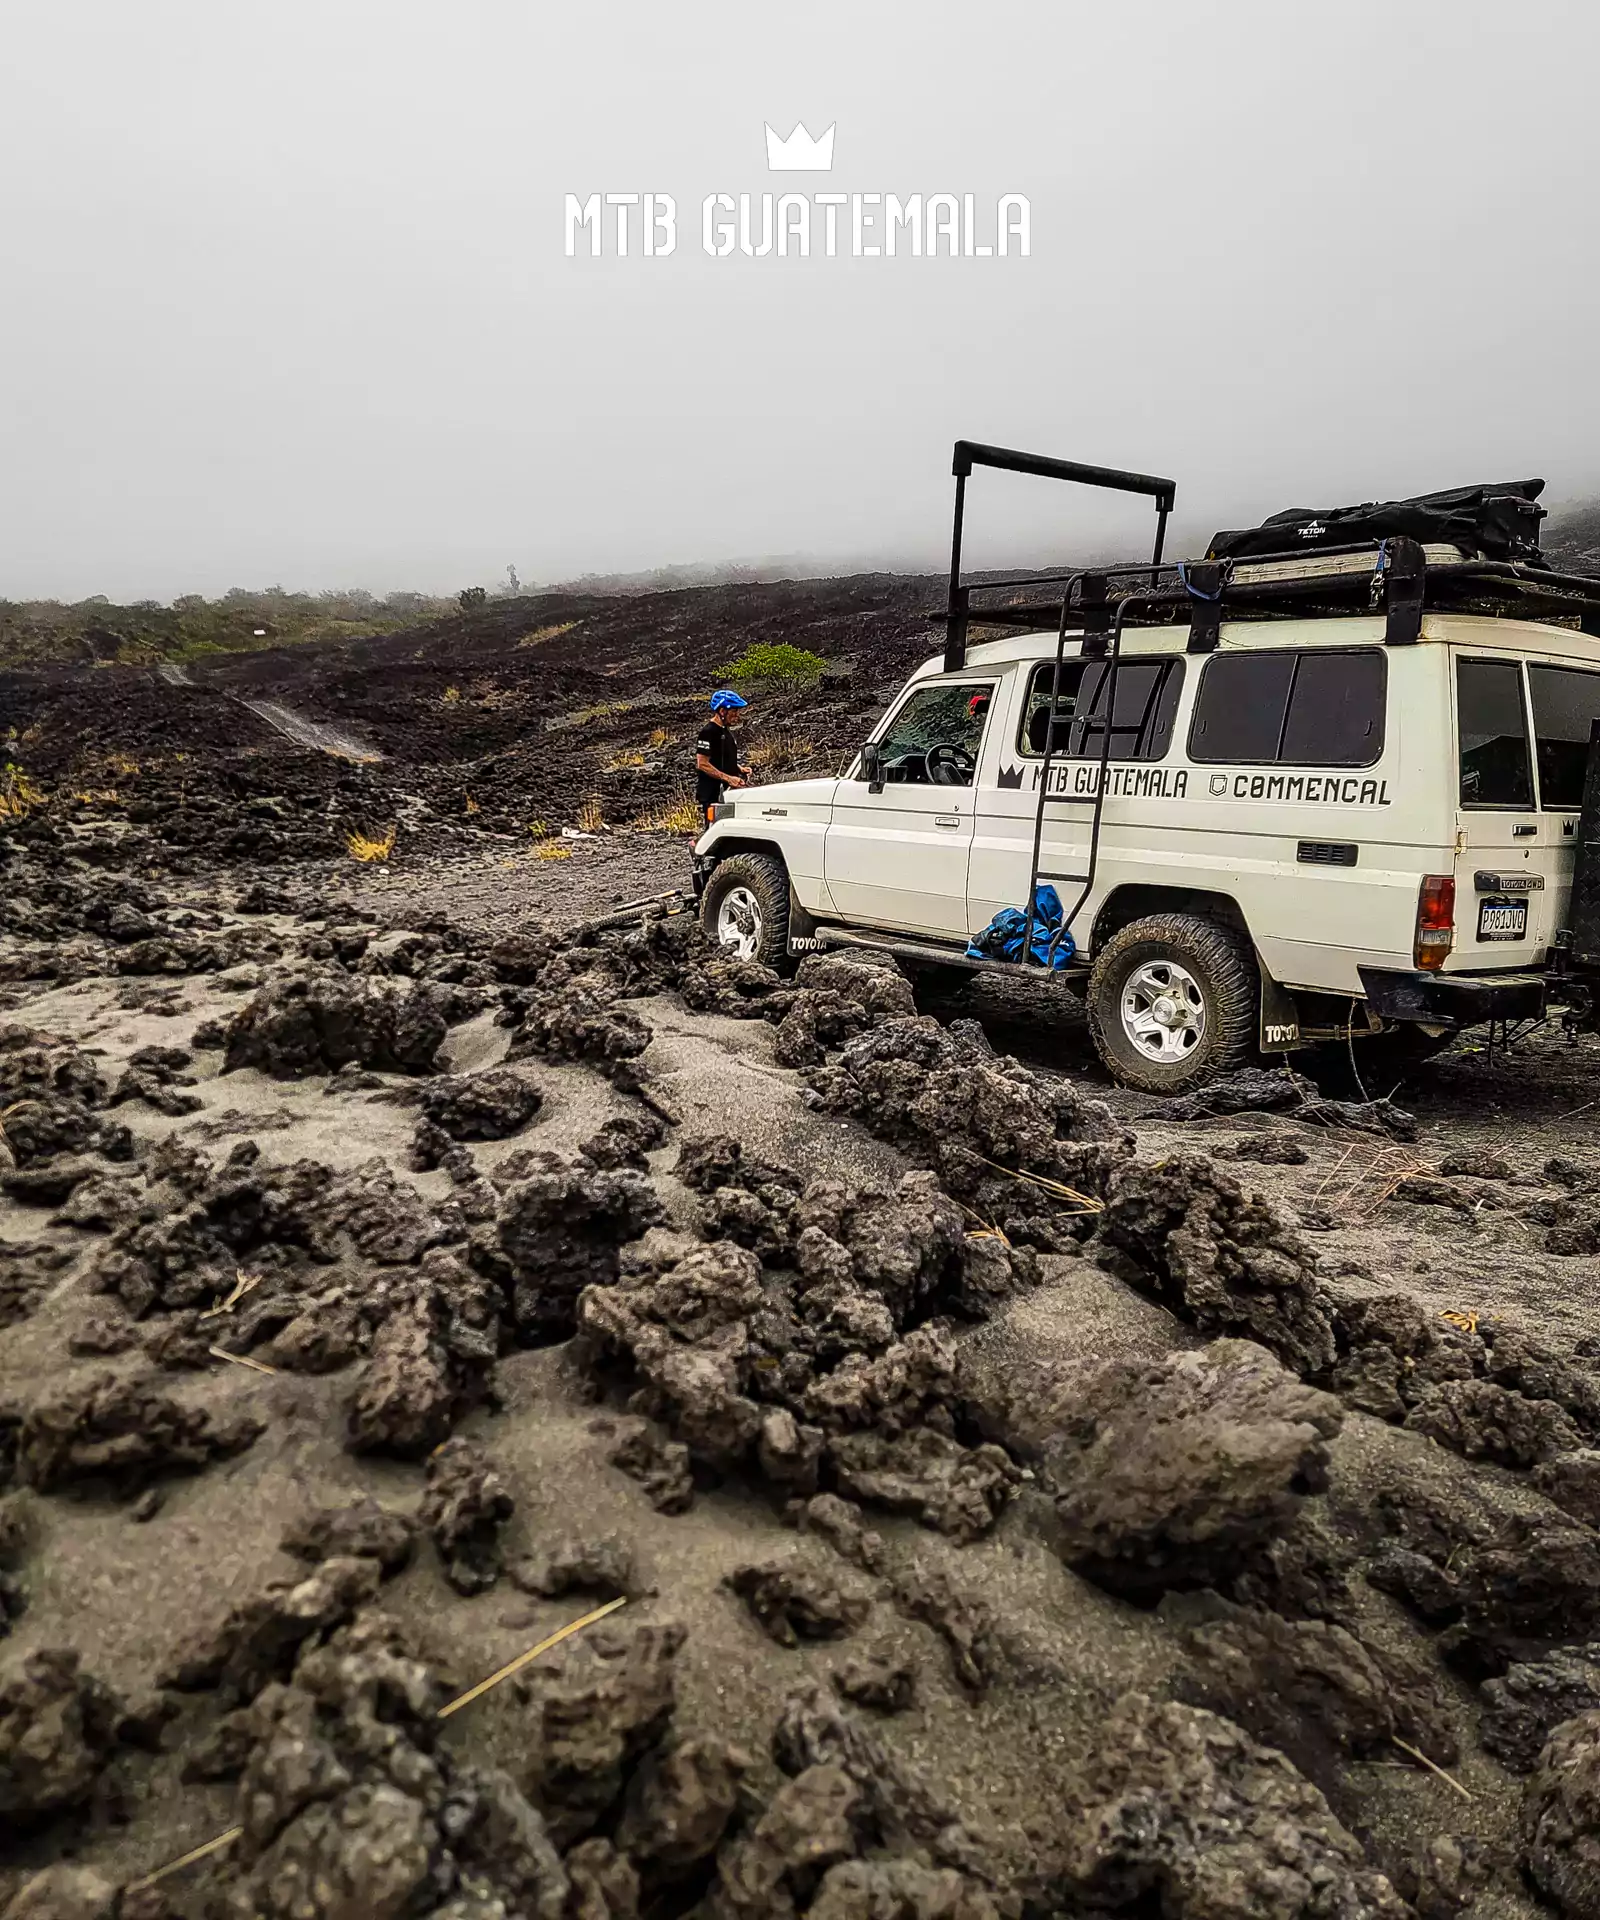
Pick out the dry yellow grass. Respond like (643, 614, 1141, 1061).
(464, 794, 480, 814)
(577, 796, 605, 833)
(526, 818, 551, 839)
(442, 686, 462, 704)
(633, 792, 702, 834)
(0, 768, 46, 819)
(604, 747, 647, 771)
(630, 791, 699, 837)
(346, 826, 397, 862)
(552, 698, 640, 731)
(536, 841, 574, 861)
(517, 620, 581, 649)
(746, 732, 817, 776)
(649, 726, 674, 748)
(106, 752, 141, 776)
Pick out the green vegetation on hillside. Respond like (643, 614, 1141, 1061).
(719, 641, 828, 686)
(0, 587, 457, 670)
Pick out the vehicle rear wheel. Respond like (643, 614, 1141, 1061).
(699, 852, 790, 969)
(1087, 912, 1258, 1094)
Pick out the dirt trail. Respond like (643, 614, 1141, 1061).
(236, 695, 383, 763)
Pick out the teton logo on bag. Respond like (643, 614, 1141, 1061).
(1297, 519, 1326, 540)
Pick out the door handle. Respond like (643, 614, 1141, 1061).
(935, 816, 960, 829)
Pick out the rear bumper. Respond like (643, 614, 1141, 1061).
(1357, 966, 1547, 1027)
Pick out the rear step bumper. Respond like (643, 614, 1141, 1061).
(1357, 966, 1547, 1027)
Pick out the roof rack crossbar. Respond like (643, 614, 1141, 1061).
(945, 441, 1177, 672)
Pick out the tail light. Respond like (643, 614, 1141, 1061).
(1415, 875, 1456, 970)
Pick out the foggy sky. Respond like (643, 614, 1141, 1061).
(3, 0, 1598, 601)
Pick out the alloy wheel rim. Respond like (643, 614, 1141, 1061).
(716, 886, 762, 961)
(1120, 958, 1206, 1063)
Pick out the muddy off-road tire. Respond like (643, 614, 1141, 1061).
(1087, 912, 1258, 1094)
(700, 852, 790, 969)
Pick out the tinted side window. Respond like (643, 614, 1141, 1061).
(1528, 664, 1600, 809)
(1188, 654, 1296, 762)
(1458, 658, 1533, 808)
(1018, 658, 1184, 761)
(1280, 651, 1386, 765)
(1190, 650, 1385, 767)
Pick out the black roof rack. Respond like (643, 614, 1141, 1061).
(956, 547, 1600, 650)
(941, 443, 1600, 658)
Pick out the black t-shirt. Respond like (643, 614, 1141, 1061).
(695, 717, 741, 804)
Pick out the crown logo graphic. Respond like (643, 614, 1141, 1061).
(996, 764, 1024, 790)
(764, 122, 835, 172)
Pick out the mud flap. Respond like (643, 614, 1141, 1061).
(787, 890, 823, 957)
(1259, 970, 1305, 1053)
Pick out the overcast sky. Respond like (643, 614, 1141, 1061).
(3, 0, 1598, 600)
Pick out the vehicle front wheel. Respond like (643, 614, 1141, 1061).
(1086, 912, 1258, 1094)
(699, 852, 791, 969)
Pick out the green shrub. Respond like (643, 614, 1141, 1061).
(719, 642, 826, 686)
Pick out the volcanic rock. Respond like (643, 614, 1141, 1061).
(1523, 1707, 1600, 1919)
(12, 1371, 262, 1498)
(222, 965, 448, 1077)
(971, 1340, 1341, 1599)
(509, 1534, 635, 1601)
(496, 1155, 666, 1343)
(161, 1555, 382, 1704)
(343, 1248, 499, 1459)
(1481, 1645, 1600, 1773)
(281, 1495, 418, 1576)
(725, 1561, 871, 1648)
(1048, 1692, 1411, 1918)
(1535, 1450, 1600, 1529)
(418, 1436, 514, 1596)
(833, 1650, 917, 1714)
(521, 1620, 685, 1845)
(1174, 1598, 1458, 1794)
(614, 1734, 750, 1885)
(1098, 1156, 1336, 1377)
(418, 1067, 543, 1142)
(0, 1647, 128, 1826)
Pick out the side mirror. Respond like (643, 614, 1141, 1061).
(861, 741, 884, 792)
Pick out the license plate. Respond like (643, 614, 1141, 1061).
(1477, 898, 1527, 942)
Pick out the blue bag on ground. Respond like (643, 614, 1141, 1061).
(965, 884, 1076, 967)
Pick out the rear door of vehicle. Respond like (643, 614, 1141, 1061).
(1452, 653, 1570, 965)
(1520, 657, 1600, 941)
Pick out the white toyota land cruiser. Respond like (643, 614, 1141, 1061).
(691, 444, 1600, 1093)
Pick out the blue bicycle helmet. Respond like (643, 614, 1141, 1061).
(709, 689, 748, 713)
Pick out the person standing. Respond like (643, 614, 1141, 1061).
(696, 689, 750, 824)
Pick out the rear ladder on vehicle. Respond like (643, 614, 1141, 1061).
(940, 441, 1177, 968)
